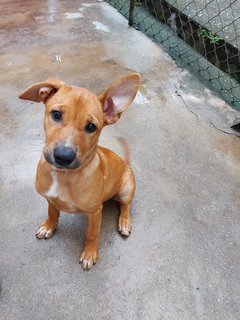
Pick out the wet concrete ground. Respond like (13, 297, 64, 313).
(0, 0, 240, 319)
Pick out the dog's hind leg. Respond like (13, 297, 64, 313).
(117, 167, 136, 237)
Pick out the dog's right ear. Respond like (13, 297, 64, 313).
(19, 79, 65, 103)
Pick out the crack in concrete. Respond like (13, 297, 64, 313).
(177, 90, 240, 137)
(173, 69, 240, 137)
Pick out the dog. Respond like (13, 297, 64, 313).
(19, 73, 140, 269)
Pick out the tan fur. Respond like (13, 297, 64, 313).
(19, 73, 140, 269)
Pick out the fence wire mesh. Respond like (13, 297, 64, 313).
(106, 0, 240, 110)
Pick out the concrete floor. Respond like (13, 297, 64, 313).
(0, 0, 240, 319)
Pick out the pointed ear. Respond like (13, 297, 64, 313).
(99, 73, 140, 125)
(18, 79, 65, 103)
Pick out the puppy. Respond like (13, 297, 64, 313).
(19, 73, 140, 269)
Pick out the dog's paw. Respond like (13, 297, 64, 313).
(118, 217, 132, 237)
(35, 226, 55, 239)
(79, 249, 98, 270)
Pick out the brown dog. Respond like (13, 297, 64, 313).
(19, 73, 140, 269)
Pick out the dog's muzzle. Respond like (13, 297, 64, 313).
(44, 145, 80, 169)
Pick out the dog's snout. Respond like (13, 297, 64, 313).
(53, 145, 76, 167)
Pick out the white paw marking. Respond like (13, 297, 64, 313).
(118, 219, 132, 237)
(79, 252, 98, 270)
(35, 226, 54, 239)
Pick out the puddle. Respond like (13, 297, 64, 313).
(64, 12, 83, 19)
(82, 3, 94, 7)
(92, 21, 110, 33)
(47, 0, 59, 23)
(134, 91, 149, 105)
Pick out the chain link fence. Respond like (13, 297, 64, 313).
(106, 0, 240, 111)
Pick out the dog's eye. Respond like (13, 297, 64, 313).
(51, 110, 62, 121)
(85, 123, 97, 133)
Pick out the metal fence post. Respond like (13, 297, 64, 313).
(129, 0, 135, 26)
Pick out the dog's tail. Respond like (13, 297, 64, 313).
(116, 137, 131, 165)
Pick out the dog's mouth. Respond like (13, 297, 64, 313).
(44, 146, 80, 170)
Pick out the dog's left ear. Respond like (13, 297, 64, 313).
(99, 73, 140, 125)
(19, 79, 65, 103)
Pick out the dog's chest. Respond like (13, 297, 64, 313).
(45, 172, 78, 212)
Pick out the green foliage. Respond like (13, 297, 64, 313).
(134, 0, 142, 7)
(197, 28, 222, 45)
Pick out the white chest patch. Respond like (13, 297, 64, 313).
(45, 171, 76, 211)
(46, 171, 58, 198)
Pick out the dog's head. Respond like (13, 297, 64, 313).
(19, 74, 140, 170)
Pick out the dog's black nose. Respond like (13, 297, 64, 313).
(53, 146, 76, 167)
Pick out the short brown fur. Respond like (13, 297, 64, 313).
(19, 74, 140, 269)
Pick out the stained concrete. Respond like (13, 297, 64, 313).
(0, 1, 240, 319)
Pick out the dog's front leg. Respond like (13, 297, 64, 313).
(79, 208, 102, 270)
(35, 201, 60, 239)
